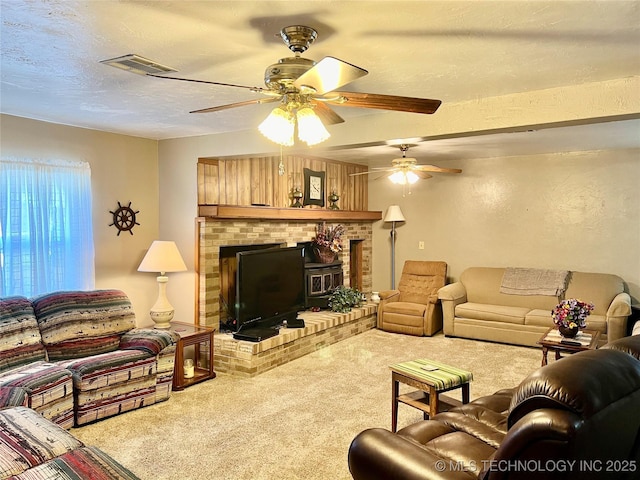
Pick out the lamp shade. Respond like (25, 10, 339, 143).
(138, 241, 187, 274)
(258, 107, 295, 146)
(384, 205, 406, 223)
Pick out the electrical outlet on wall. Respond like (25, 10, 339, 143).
(419, 241, 425, 250)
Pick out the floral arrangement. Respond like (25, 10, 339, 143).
(314, 222, 344, 253)
(551, 298, 594, 329)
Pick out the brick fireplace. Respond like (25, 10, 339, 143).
(195, 215, 378, 376)
(196, 216, 375, 332)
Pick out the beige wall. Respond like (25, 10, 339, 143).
(2, 76, 638, 327)
(369, 148, 640, 303)
(158, 78, 640, 323)
(1, 114, 160, 327)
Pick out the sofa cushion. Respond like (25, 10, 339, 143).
(45, 334, 122, 361)
(383, 302, 427, 317)
(0, 406, 83, 478)
(32, 290, 136, 359)
(9, 446, 141, 480)
(455, 303, 529, 325)
(61, 349, 155, 392)
(460, 267, 558, 310)
(0, 296, 47, 373)
(523, 308, 553, 327)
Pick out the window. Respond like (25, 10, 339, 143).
(0, 158, 95, 297)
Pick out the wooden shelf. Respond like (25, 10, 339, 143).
(198, 204, 382, 222)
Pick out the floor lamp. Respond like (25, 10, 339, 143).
(384, 205, 406, 289)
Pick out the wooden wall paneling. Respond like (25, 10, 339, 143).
(199, 154, 370, 211)
(207, 163, 220, 205)
(197, 162, 205, 204)
(197, 159, 220, 205)
(228, 160, 239, 205)
(218, 160, 227, 205)
(250, 157, 262, 206)
(239, 158, 252, 205)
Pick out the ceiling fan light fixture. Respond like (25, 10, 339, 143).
(389, 170, 419, 185)
(296, 106, 330, 146)
(259, 106, 294, 146)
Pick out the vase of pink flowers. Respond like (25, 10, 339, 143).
(551, 298, 594, 338)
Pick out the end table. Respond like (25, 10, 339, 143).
(171, 321, 216, 391)
(537, 327, 600, 367)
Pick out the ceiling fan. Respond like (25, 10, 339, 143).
(351, 144, 462, 185)
(101, 25, 441, 146)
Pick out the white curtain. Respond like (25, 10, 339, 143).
(0, 158, 95, 297)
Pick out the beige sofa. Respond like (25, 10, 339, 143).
(438, 267, 631, 346)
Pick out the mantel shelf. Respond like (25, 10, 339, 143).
(198, 205, 382, 222)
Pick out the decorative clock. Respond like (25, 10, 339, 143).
(109, 201, 140, 235)
(303, 168, 325, 207)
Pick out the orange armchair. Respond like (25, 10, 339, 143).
(377, 261, 447, 336)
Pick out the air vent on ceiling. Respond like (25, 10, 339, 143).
(99, 54, 177, 75)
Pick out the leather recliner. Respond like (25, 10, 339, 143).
(348, 335, 640, 480)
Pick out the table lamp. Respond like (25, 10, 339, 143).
(384, 205, 406, 289)
(137, 240, 187, 328)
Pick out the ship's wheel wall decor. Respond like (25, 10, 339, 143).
(109, 201, 140, 236)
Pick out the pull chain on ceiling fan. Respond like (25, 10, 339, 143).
(100, 25, 442, 147)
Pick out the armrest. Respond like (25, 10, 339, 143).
(605, 292, 632, 341)
(437, 282, 467, 302)
(377, 290, 400, 328)
(379, 289, 400, 301)
(438, 282, 467, 336)
(120, 328, 179, 356)
(349, 428, 476, 480)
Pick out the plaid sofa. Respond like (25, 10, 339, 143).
(0, 290, 178, 428)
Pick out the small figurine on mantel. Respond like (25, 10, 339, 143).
(290, 187, 303, 208)
(328, 191, 340, 210)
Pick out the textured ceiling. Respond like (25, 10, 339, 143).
(1, 1, 639, 162)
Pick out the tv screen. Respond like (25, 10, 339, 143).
(234, 246, 305, 332)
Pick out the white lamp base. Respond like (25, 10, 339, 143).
(150, 275, 175, 329)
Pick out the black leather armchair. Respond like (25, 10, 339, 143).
(348, 336, 640, 480)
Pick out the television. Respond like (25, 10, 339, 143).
(233, 245, 305, 336)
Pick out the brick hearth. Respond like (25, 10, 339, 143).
(213, 304, 377, 377)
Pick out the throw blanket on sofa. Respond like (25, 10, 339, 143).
(500, 267, 569, 296)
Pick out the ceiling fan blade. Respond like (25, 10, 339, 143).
(311, 101, 345, 125)
(349, 167, 397, 177)
(294, 56, 368, 95)
(329, 91, 441, 114)
(190, 97, 280, 114)
(147, 73, 266, 93)
(414, 171, 433, 180)
(414, 165, 463, 173)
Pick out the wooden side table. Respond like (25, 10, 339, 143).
(537, 327, 600, 367)
(171, 321, 216, 391)
(389, 359, 473, 433)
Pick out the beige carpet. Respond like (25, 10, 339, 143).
(71, 329, 542, 480)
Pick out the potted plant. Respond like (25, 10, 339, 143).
(328, 286, 363, 313)
(551, 298, 594, 338)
